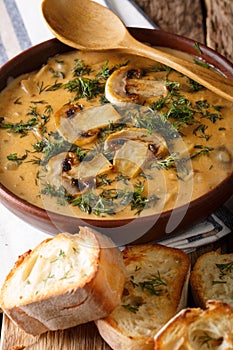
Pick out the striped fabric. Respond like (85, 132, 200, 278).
(0, 0, 31, 66)
(0, 0, 53, 67)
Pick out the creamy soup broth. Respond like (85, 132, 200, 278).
(0, 49, 232, 219)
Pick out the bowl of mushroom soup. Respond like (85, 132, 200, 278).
(0, 29, 233, 245)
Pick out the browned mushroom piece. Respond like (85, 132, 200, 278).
(54, 103, 82, 126)
(46, 152, 113, 196)
(54, 103, 121, 146)
(105, 65, 167, 106)
(104, 127, 168, 158)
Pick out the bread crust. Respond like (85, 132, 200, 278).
(0, 226, 126, 335)
(96, 244, 190, 350)
(154, 300, 233, 350)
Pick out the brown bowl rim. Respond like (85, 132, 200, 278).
(1, 28, 233, 238)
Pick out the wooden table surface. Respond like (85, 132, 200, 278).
(1, 1, 233, 349)
(135, 0, 233, 63)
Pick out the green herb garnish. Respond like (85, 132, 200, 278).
(216, 261, 233, 278)
(72, 58, 92, 76)
(194, 42, 202, 54)
(7, 152, 28, 165)
(50, 249, 66, 263)
(194, 59, 211, 69)
(139, 271, 167, 296)
(122, 304, 140, 313)
(0, 116, 38, 136)
(191, 145, 214, 159)
(63, 77, 104, 100)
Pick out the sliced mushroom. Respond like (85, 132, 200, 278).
(113, 139, 149, 178)
(79, 153, 113, 179)
(54, 104, 82, 127)
(46, 152, 113, 196)
(126, 79, 167, 98)
(45, 152, 80, 195)
(63, 153, 113, 194)
(105, 65, 167, 106)
(54, 103, 121, 146)
(104, 127, 168, 157)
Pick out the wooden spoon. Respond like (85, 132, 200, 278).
(41, 0, 233, 102)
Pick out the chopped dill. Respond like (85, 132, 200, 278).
(188, 79, 204, 92)
(45, 82, 63, 91)
(191, 145, 214, 159)
(0, 116, 38, 136)
(63, 77, 104, 100)
(97, 174, 113, 187)
(216, 261, 233, 278)
(194, 42, 202, 54)
(7, 152, 28, 165)
(96, 60, 130, 80)
(122, 304, 140, 313)
(139, 271, 167, 296)
(72, 58, 92, 76)
(194, 58, 211, 69)
(156, 152, 178, 170)
(193, 124, 211, 141)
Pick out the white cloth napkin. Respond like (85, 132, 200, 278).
(0, 0, 233, 287)
(157, 208, 233, 253)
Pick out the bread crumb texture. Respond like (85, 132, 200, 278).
(0, 227, 126, 335)
(96, 244, 190, 350)
(1, 233, 98, 306)
(190, 251, 233, 308)
(154, 300, 233, 350)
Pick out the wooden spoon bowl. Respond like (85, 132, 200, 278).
(41, 0, 233, 102)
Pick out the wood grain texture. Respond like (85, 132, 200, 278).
(134, 0, 233, 63)
(1, 318, 111, 350)
(134, 0, 205, 42)
(205, 0, 233, 62)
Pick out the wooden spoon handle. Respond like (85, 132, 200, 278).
(121, 33, 233, 103)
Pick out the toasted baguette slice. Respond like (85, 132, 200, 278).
(154, 300, 233, 350)
(96, 244, 190, 350)
(190, 251, 233, 308)
(0, 226, 126, 336)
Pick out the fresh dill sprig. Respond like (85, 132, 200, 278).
(216, 261, 233, 278)
(7, 151, 29, 165)
(0, 116, 38, 137)
(96, 60, 130, 80)
(156, 152, 178, 170)
(72, 58, 92, 76)
(194, 58, 211, 69)
(122, 304, 141, 313)
(63, 77, 104, 100)
(139, 271, 167, 296)
(191, 145, 214, 159)
(194, 42, 202, 54)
